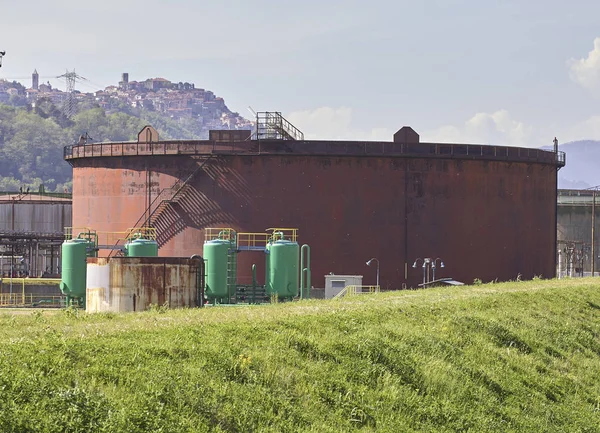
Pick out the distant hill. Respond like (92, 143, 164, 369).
(0, 75, 253, 192)
(554, 140, 600, 189)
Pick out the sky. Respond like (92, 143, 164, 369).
(1, 0, 600, 147)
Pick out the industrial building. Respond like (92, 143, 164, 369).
(0, 192, 71, 277)
(556, 188, 599, 277)
(64, 115, 565, 290)
(0, 191, 71, 305)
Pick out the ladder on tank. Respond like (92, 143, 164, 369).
(226, 246, 237, 303)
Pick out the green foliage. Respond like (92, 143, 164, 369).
(0, 279, 599, 431)
(0, 102, 150, 192)
(0, 94, 245, 191)
(140, 109, 204, 140)
(147, 301, 170, 314)
(71, 108, 147, 142)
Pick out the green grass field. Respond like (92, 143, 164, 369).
(1, 278, 599, 432)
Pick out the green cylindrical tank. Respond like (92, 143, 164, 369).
(266, 240, 299, 299)
(125, 238, 159, 257)
(60, 239, 89, 299)
(203, 239, 230, 300)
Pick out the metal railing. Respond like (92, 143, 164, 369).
(558, 189, 598, 205)
(64, 140, 565, 167)
(256, 111, 304, 141)
(0, 191, 72, 200)
(266, 228, 298, 243)
(204, 228, 237, 242)
(333, 285, 381, 299)
(205, 228, 299, 250)
(0, 277, 63, 306)
(0, 293, 64, 307)
(236, 232, 269, 250)
(66, 227, 156, 246)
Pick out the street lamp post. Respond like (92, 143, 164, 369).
(423, 258, 431, 284)
(432, 258, 445, 281)
(412, 258, 427, 286)
(366, 258, 379, 288)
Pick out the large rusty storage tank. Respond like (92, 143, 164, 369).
(65, 125, 565, 288)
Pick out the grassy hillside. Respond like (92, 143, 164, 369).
(1, 279, 599, 432)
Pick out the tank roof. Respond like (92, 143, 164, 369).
(0, 192, 72, 203)
(63, 137, 566, 168)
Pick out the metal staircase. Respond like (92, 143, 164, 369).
(255, 112, 304, 141)
(107, 156, 213, 256)
(145, 158, 211, 235)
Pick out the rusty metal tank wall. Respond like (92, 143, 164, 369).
(69, 142, 559, 288)
(0, 195, 72, 233)
(86, 257, 203, 312)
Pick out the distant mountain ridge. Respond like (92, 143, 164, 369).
(552, 140, 600, 189)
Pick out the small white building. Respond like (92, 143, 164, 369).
(324, 274, 363, 299)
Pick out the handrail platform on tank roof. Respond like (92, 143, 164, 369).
(64, 139, 566, 169)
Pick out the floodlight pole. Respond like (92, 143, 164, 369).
(432, 258, 445, 282)
(366, 258, 380, 289)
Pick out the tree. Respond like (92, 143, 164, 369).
(2, 110, 69, 189)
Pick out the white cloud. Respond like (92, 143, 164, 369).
(568, 37, 600, 93)
(287, 106, 392, 141)
(287, 107, 539, 146)
(424, 110, 534, 147)
(568, 115, 600, 141)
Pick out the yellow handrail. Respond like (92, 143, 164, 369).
(266, 228, 298, 243)
(204, 228, 236, 242)
(65, 227, 157, 248)
(237, 232, 269, 249)
(333, 285, 380, 299)
(0, 278, 62, 305)
(0, 292, 65, 307)
(64, 227, 96, 241)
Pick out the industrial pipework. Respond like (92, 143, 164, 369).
(204, 227, 309, 304)
(190, 254, 205, 307)
(300, 244, 311, 299)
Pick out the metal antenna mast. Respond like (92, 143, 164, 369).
(57, 69, 87, 118)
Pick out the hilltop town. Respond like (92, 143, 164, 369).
(0, 71, 253, 137)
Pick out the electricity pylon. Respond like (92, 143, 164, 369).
(57, 69, 87, 118)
